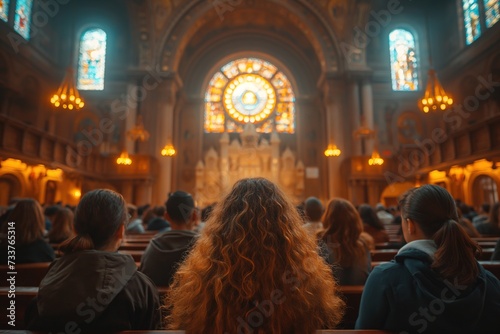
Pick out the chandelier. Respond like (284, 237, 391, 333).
(126, 115, 150, 142)
(324, 144, 341, 157)
(116, 151, 132, 165)
(418, 69, 453, 113)
(50, 68, 85, 110)
(368, 149, 384, 166)
(161, 144, 176, 157)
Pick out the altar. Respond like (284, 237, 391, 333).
(195, 124, 304, 207)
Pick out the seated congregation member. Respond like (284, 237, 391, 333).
(140, 191, 198, 286)
(356, 185, 500, 333)
(320, 198, 373, 285)
(26, 189, 161, 332)
(165, 178, 345, 333)
(126, 203, 145, 234)
(476, 202, 500, 236)
(358, 204, 390, 243)
(147, 205, 171, 232)
(47, 207, 75, 244)
(0, 199, 55, 264)
(492, 238, 500, 261)
(302, 196, 324, 236)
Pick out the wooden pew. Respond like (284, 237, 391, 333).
(371, 248, 495, 262)
(119, 243, 150, 251)
(0, 263, 51, 287)
(119, 250, 144, 262)
(0, 286, 37, 329)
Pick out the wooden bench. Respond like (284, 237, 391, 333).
(371, 248, 495, 262)
(0, 286, 37, 329)
(119, 250, 144, 262)
(0, 263, 52, 287)
(119, 243, 150, 251)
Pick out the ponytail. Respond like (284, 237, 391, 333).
(432, 219, 481, 286)
(59, 233, 95, 254)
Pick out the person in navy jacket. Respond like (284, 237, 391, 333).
(356, 184, 500, 333)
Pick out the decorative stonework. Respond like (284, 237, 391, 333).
(195, 123, 304, 206)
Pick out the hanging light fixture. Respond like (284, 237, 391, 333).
(126, 115, 150, 142)
(116, 151, 132, 165)
(161, 143, 176, 157)
(324, 144, 341, 157)
(418, 69, 453, 113)
(418, 14, 453, 113)
(50, 68, 85, 110)
(368, 149, 384, 166)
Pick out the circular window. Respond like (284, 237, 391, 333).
(223, 74, 276, 123)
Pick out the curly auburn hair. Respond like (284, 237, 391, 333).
(165, 178, 345, 333)
(321, 198, 368, 267)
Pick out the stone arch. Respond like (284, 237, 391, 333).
(157, 0, 343, 75)
(0, 172, 26, 205)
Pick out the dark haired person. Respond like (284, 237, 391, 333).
(476, 202, 500, 236)
(302, 196, 324, 236)
(358, 204, 390, 243)
(356, 185, 500, 333)
(0, 199, 55, 264)
(166, 178, 344, 333)
(139, 191, 199, 287)
(26, 189, 161, 331)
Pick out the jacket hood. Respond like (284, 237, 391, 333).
(149, 229, 197, 253)
(37, 250, 137, 321)
(395, 247, 489, 331)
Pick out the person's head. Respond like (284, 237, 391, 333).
(166, 178, 344, 333)
(375, 203, 386, 212)
(481, 203, 490, 215)
(48, 207, 75, 243)
(488, 202, 500, 227)
(5, 199, 45, 244)
(44, 205, 60, 221)
(304, 196, 324, 222)
(321, 198, 365, 266)
(358, 204, 385, 230)
(127, 204, 137, 219)
(165, 191, 197, 228)
(60, 189, 128, 253)
(153, 205, 166, 217)
(399, 185, 480, 285)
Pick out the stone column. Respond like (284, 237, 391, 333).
(154, 76, 181, 205)
(322, 76, 346, 199)
(350, 80, 362, 155)
(125, 83, 138, 154)
(361, 78, 374, 154)
(121, 181, 133, 203)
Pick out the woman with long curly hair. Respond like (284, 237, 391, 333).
(321, 199, 373, 285)
(165, 178, 345, 334)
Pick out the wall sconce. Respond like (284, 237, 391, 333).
(324, 144, 341, 157)
(161, 143, 176, 157)
(116, 151, 132, 165)
(368, 149, 384, 166)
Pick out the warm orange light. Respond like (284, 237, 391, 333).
(161, 144, 176, 157)
(368, 150, 384, 166)
(116, 151, 132, 165)
(418, 69, 453, 113)
(324, 144, 341, 157)
(50, 68, 85, 110)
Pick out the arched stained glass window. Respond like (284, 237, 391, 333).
(77, 29, 107, 91)
(463, 0, 482, 44)
(0, 0, 10, 22)
(389, 29, 419, 91)
(14, 0, 32, 40)
(205, 58, 295, 134)
(484, 0, 500, 28)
